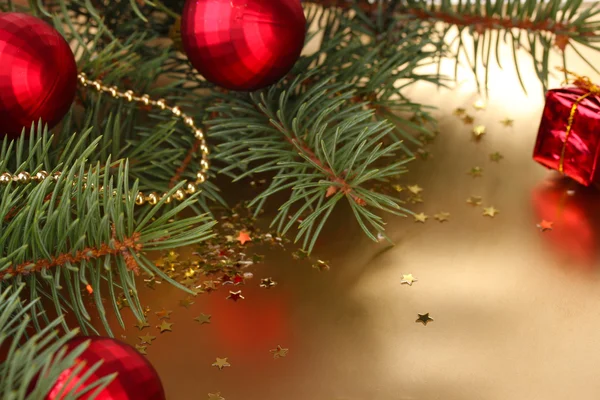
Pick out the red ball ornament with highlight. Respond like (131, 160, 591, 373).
(0, 12, 77, 139)
(181, 0, 306, 91)
(45, 337, 165, 400)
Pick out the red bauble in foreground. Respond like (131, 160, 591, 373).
(181, 0, 306, 91)
(0, 12, 77, 138)
(46, 337, 165, 400)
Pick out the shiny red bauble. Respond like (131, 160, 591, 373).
(45, 337, 165, 400)
(0, 12, 77, 138)
(181, 0, 306, 91)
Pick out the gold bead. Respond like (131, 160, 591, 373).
(92, 81, 101, 91)
(109, 86, 118, 97)
(124, 90, 134, 102)
(135, 192, 146, 206)
(196, 172, 206, 184)
(174, 189, 185, 201)
(16, 172, 31, 184)
(34, 171, 49, 182)
(140, 94, 150, 105)
(146, 192, 159, 205)
(200, 159, 209, 170)
(171, 106, 182, 116)
(0, 173, 12, 184)
(194, 129, 204, 140)
(156, 99, 167, 110)
(185, 182, 197, 194)
(161, 193, 172, 204)
(200, 144, 209, 154)
(183, 116, 194, 126)
(52, 171, 62, 181)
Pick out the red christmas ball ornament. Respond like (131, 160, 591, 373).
(0, 12, 77, 139)
(181, 0, 306, 91)
(46, 337, 165, 400)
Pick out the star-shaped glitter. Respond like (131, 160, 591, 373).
(134, 320, 150, 331)
(154, 309, 172, 320)
(472, 125, 486, 140)
(483, 206, 499, 217)
(416, 313, 434, 325)
(462, 115, 474, 125)
(466, 196, 482, 206)
(260, 278, 277, 288)
(158, 321, 173, 333)
(212, 358, 231, 370)
(407, 185, 423, 195)
(401, 274, 418, 286)
(179, 297, 195, 309)
(434, 212, 450, 222)
(270, 345, 289, 359)
(226, 290, 245, 302)
(208, 393, 225, 400)
(489, 152, 504, 162)
(203, 280, 218, 292)
(135, 344, 147, 355)
(237, 231, 252, 245)
(467, 166, 483, 177)
(194, 313, 212, 325)
(501, 117, 514, 127)
(473, 99, 486, 110)
(414, 213, 428, 223)
(537, 220, 554, 232)
(453, 107, 466, 116)
(139, 334, 156, 345)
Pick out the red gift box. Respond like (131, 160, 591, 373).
(533, 81, 600, 186)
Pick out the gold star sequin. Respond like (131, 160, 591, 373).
(179, 297, 195, 309)
(501, 117, 514, 127)
(392, 184, 403, 192)
(260, 278, 277, 288)
(434, 212, 450, 222)
(227, 290, 245, 302)
(155, 309, 172, 320)
(139, 334, 156, 345)
(158, 321, 173, 333)
(473, 99, 486, 110)
(414, 213, 428, 223)
(454, 108, 466, 116)
(408, 195, 424, 204)
(407, 185, 423, 195)
(212, 357, 231, 370)
(195, 313, 212, 325)
(472, 125, 486, 140)
(537, 220, 554, 232)
(208, 393, 225, 400)
(468, 166, 483, 177)
(490, 152, 504, 162)
(462, 115, 474, 125)
(135, 344, 147, 355)
(483, 206, 499, 218)
(134, 320, 150, 331)
(401, 274, 418, 286)
(416, 313, 434, 325)
(270, 345, 289, 359)
(467, 196, 482, 206)
(203, 281, 218, 292)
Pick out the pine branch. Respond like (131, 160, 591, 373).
(0, 285, 114, 399)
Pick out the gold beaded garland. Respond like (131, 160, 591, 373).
(1, 73, 210, 207)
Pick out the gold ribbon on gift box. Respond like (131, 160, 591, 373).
(557, 67, 600, 173)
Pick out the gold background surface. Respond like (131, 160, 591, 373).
(99, 35, 600, 400)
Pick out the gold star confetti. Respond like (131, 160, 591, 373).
(408, 195, 424, 204)
(434, 212, 450, 222)
(416, 313, 434, 326)
(212, 358, 231, 370)
(227, 290, 245, 302)
(260, 278, 277, 288)
(483, 206, 500, 218)
(407, 185, 423, 195)
(179, 296, 195, 309)
(489, 152, 504, 162)
(270, 345, 289, 359)
(467, 166, 483, 177)
(237, 231, 252, 245)
(501, 117, 514, 127)
(537, 220, 554, 232)
(135, 344, 147, 355)
(203, 281, 218, 292)
(154, 309, 172, 320)
(208, 393, 225, 400)
(392, 184, 403, 192)
(225, 235, 234, 242)
(139, 334, 156, 345)
(194, 314, 212, 325)
(466, 196, 482, 206)
(401, 274, 418, 286)
(473, 99, 486, 110)
(158, 321, 173, 333)
(134, 320, 150, 331)
(414, 213, 428, 223)
(462, 115, 474, 125)
(472, 125, 486, 140)
(453, 107, 466, 116)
